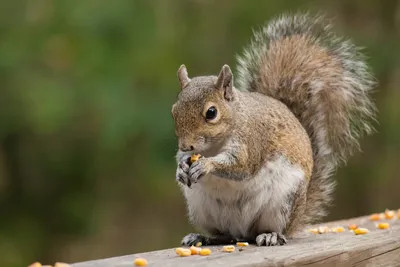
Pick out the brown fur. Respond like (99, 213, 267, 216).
(172, 13, 377, 244)
(236, 13, 377, 228)
(172, 77, 313, 181)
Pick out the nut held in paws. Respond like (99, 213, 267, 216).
(190, 154, 202, 164)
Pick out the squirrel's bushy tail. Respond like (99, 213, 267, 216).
(236, 13, 377, 227)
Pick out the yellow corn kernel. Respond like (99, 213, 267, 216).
(398, 209, 400, 219)
(223, 245, 235, 252)
(134, 258, 148, 266)
(384, 209, 395, 219)
(236, 242, 249, 247)
(369, 213, 381, 221)
(332, 227, 345, 233)
(354, 228, 369, 235)
(190, 154, 202, 163)
(377, 223, 390, 229)
(348, 224, 358, 230)
(308, 228, 319, 234)
(318, 226, 329, 234)
(177, 248, 191, 257)
(175, 248, 183, 255)
(195, 242, 202, 247)
(28, 262, 42, 267)
(189, 246, 201, 255)
(199, 248, 211, 256)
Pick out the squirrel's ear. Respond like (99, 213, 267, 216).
(177, 64, 191, 89)
(215, 64, 234, 101)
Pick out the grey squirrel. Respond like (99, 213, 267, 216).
(171, 13, 377, 246)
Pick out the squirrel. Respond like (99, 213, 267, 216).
(171, 13, 377, 246)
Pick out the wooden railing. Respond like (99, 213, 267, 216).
(71, 214, 400, 267)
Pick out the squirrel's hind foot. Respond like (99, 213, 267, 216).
(181, 233, 207, 246)
(255, 232, 287, 246)
(181, 233, 236, 246)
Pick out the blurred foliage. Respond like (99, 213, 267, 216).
(0, 0, 399, 266)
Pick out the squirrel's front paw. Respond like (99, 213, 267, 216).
(188, 158, 212, 184)
(176, 158, 191, 187)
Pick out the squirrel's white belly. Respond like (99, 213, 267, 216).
(182, 156, 305, 238)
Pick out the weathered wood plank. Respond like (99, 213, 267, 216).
(72, 215, 400, 267)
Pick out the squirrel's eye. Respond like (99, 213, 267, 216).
(205, 106, 217, 120)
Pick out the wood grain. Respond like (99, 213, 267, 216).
(71, 215, 400, 267)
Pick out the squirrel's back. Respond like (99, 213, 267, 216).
(236, 13, 377, 226)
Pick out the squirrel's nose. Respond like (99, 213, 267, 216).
(179, 142, 194, 152)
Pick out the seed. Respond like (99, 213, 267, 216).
(332, 227, 345, 233)
(369, 213, 381, 221)
(177, 248, 191, 257)
(308, 228, 319, 234)
(28, 262, 42, 267)
(348, 224, 358, 230)
(199, 248, 211, 256)
(175, 248, 183, 255)
(398, 209, 400, 219)
(189, 246, 201, 255)
(195, 242, 202, 247)
(318, 226, 329, 234)
(236, 242, 249, 247)
(377, 223, 390, 229)
(134, 258, 148, 266)
(354, 228, 369, 235)
(190, 154, 202, 163)
(223, 245, 235, 252)
(384, 209, 395, 219)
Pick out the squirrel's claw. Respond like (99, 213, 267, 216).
(181, 233, 207, 246)
(188, 159, 209, 183)
(255, 232, 287, 246)
(176, 160, 191, 188)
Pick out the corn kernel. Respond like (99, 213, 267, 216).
(348, 224, 358, 230)
(134, 258, 148, 266)
(190, 154, 202, 163)
(28, 262, 42, 267)
(175, 248, 183, 255)
(332, 227, 345, 233)
(398, 209, 400, 219)
(318, 226, 329, 234)
(377, 223, 390, 229)
(354, 228, 369, 235)
(223, 245, 235, 252)
(177, 248, 191, 257)
(369, 213, 381, 221)
(54, 263, 71, 267)
(236, 242, 249, 247)
(199, 248, 211, 256)
(384, 209, 395, 219)
(189, 246, 201, 255)
(308, 228, 319, 234)
(195, 242, 202, 247)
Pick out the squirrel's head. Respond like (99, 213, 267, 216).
(171, 64, 236, 153)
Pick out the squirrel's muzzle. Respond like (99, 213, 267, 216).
(179, 140, 194, 152)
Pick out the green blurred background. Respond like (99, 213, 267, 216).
(0, 0, 399, 266)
